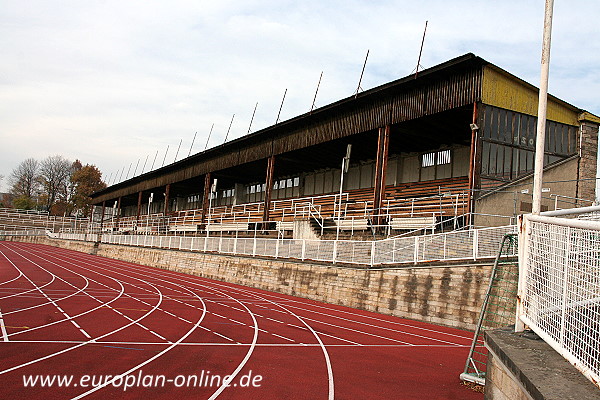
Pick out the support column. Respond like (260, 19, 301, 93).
(163, 183, 171, 215)
(262, 156, 276, 224)
(115, 196, 122, 230)
(201, 173, 211, 225)
(372, 125, 390, 228)
(468, 102, 481, 227)
(136, 191, 142, 227)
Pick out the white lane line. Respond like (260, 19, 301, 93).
(0, 308, 8, 342)
(71, 286, 208, 399)
(48, 250, 262, 400)
(7, 339, 471, 347)
(0, 249, 93, 340)
(6, 245, 172, 344)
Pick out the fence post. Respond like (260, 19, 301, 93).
(301, 240, 306, 260)
(370, 241, 376, 267)
(252, 236, 257, 257)
(179, 236, 183, 250)
(332, 240, 337, 264)
(414, 236, 419, 263)
(473, 229, 478, 260)
(515, 215, 528, 332)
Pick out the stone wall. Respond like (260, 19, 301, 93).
(7, 236, 498, 330)
(578, 120, 599, 203)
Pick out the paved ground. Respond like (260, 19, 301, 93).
(0, 241, 482, 399)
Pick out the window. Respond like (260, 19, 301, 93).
(421, 150, 451, 167)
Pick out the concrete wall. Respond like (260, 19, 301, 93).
(475, 157, 580, 227)
(484, 327, 600, 400)
(7, 236, 497, 331)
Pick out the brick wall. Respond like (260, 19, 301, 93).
(8, 236, 497, 330)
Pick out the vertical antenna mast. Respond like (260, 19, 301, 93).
(204, 123, 214, 150)
(311, 71, 323, 113)
(414, 21, 428, 78)
(354, 50, 369, 98)
(248, 102, 258, 133)
(276, 88, 287, 124)
(224, 114, 235, 143)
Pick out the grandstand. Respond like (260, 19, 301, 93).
(88, 53, 598, 242)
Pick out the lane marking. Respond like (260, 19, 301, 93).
(7, 339, 472, 347)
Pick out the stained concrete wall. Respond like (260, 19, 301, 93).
(6, 236, 498, 331)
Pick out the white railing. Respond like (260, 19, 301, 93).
(516, 208, 600, 389)
(48, 224, 516, 267)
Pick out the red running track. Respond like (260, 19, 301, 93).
(0, 241, 482, 399)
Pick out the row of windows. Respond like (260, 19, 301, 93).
(481, 105, 577, 156)
(421, 150, 451, 168)
(246, 177, 300, 194)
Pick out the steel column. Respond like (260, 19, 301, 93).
(468, 102, 479, 227)
(201, 173, 211, 225)
(136, 191, 142, 226)
(163, 183, 171, 215)
(372, 125, 390, 228)
(262, 156, 276, 224)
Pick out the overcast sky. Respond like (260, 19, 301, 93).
(1, 0, 599, 193)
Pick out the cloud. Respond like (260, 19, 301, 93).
(0, 0, 599, 192)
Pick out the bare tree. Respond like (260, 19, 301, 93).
(9, 158, 40, 199)
(39, 155, 72, 212)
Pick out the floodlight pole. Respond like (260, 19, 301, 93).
(532, 0, 554, 215)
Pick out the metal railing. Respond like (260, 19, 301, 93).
(516, 206, 600, 389)
(43, 224, 517, 267)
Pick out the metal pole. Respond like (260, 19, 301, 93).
(174, 139, 182, 162)
(188, 132, 197, 157)
(354, 50, 369, 97)
(162, 145, 169, 167)
(141, 154, 149, 174)
(532, 0, 554, 215)
(204, 123, 214, 150)
(150, 150, 159, 171)
(276, 89, 287, 124)
(414, 21, 428, 78)
(248, 103, 258, 133)
(310, 71, 323, 112)
(224, 114, 235, 143)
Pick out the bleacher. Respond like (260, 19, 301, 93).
(0, 208, 89, 233)
(158, 177, 470, 236)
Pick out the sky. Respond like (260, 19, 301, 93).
(1, 0, 599, 194)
